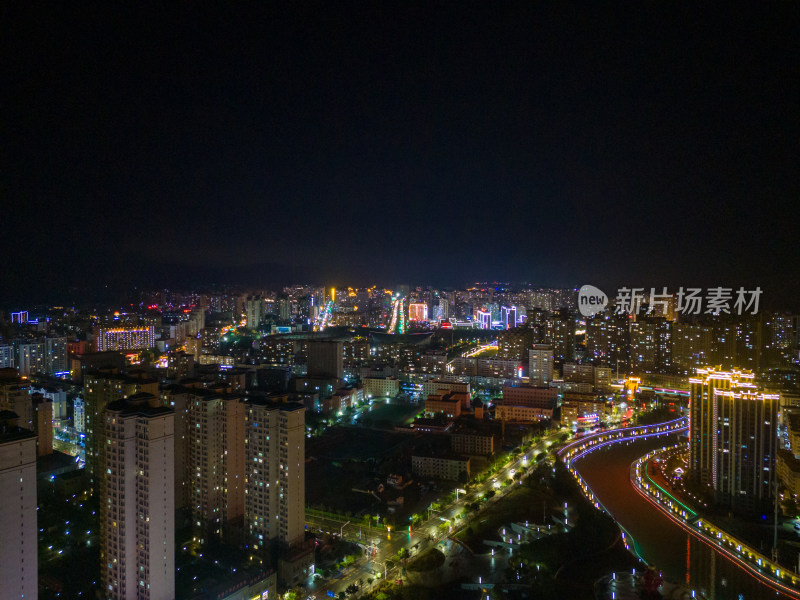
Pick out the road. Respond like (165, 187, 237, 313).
(573, 434, 791, 600)
(304, 430, 564, 598)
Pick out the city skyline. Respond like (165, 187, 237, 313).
(3, 4, 800, 599)
(3, 5, 798, 307)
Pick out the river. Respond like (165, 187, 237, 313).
(573, 434, 790, 600)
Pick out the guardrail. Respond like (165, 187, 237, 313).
(558, 416, 688, 466)
(632, 445, 800, 598)
(557, 418, 700, 596)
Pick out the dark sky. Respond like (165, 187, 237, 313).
(3, 5, 799, 307)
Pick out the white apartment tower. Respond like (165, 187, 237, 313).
(0, 413, 38, 600)
(245, 400, 305, 549)
(101, 393, 174, 600)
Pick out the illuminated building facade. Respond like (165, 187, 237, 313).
(476, 309, 491, 329)
(500, 305, 517, 329)
(94, 325, 156, 352)
(689, 366, 778, 513)
(408, 303, 429, 322)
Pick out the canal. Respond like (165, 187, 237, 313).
(573, 434, 790, 600)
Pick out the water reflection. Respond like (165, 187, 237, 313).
(574, 435, 790, 599)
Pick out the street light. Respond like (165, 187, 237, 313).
(340, 521, 350, 539)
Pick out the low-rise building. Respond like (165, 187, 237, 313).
(501, 385, 558, 409)
(363, 377, 400, 398)
(561, 392, 611, 426)
(412, 453, 471, 481)
(494, 402, 553, 423)
(424, 393, 462, 418)
(451, 431, 495, 455)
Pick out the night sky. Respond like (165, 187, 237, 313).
(3, 5, 799, 307)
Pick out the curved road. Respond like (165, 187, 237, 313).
(574, 434, 790, 600)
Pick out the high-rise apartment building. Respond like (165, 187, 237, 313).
(245, 400, 305, 550)
(186, 390, 245, 541)
(16, 340, 45, 376)
(544, 310, 575, 362)
(44, 336, 68, 375)
(84, 372, 158, 486)
(94, 325, 156, 352)
(497, 326, 536, 361)
(101, 394, 174, 600)
(689, 366, 778, 513)
(0, 343, 14, 369)
(245, 296, 266, 329)
(306, 340, 343, 380)
(528, 344, 553, 386)
(0, 412, 38, 600)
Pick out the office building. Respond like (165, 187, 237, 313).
(101, 393, 174, 600)
(244, 400, 305, 550)
(0, 412, 38, 600)
(689, 366, 779, 513)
